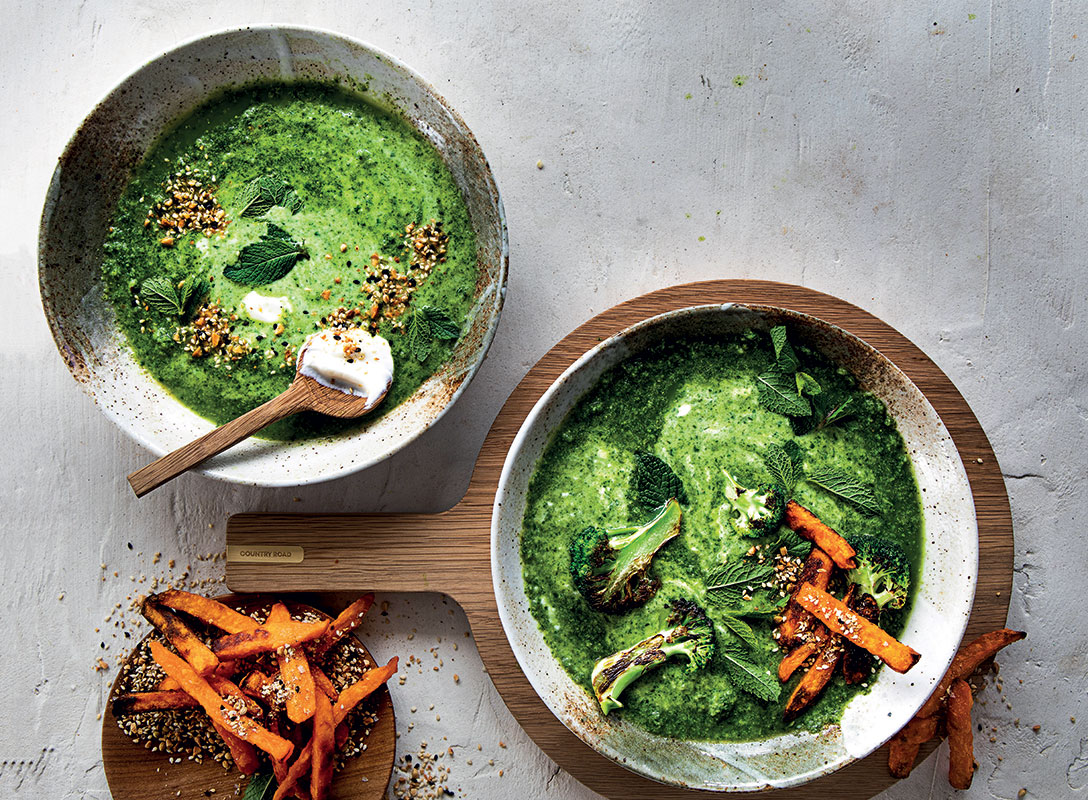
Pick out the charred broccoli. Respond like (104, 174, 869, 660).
(846, 533, 911, 610)
(590, 599, 716, 714)
(718, 470, 786, 537)
(569, 498, 682, 613)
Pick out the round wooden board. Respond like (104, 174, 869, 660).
(102, 596, 396, 800)
(226, 280, 1014, 799)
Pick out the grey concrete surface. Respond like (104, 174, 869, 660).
(1, 2, 1084, 799)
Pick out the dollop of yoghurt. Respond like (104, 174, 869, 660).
(241, 291, 293, 323)
(298, 328, 394, 401)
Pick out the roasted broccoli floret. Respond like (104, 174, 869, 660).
(846, 533, 911, 610)
(590, 599, 716, 714)
(569, 498, 682, 613)
(718, 471, 786, 537)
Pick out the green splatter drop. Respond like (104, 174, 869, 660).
(733, 75, 749, 87)
(968, 12, 977, 20)
(698, 236, 706, 242)
(685, 92, 693, 99)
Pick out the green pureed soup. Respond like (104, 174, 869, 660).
(520, 329, 924, 741)
(101, 82, 478, 440)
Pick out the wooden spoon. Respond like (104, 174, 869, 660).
(127, 364, 391, 498)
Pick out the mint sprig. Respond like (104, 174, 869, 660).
(140, 275, 208, 318)
(705, 560, 774, 606)
(805, 467, 882, 516)
(225, 224, 308, 286)
(718, 639, 779, 701)
(756, 369, 811, 417)
(633, 452, 687, 508)
(238, 175, 304, 217)
(241, 768, 275, 800)
(406, 305, 461, 361)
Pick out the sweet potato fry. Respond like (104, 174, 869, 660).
(209, 675, 263, 718)
(311, 664, 338, 701)
(918, 629, 1026, 718)
(777, 547, 834, 650)
(272, 657, 398, 800)
(265, 603, 317, 724)
(784, 501, 857, 569)
(778, 642, 817, 682)
(154, 590, 261, 634)
(149, 641, 293, 762)
(946, 678, 975, 789)
(311, 690, 335, 800)
(210, 618, 330, 661)
(887, 714, 940, 778)
(783, 638, 845, 723)
(112, 690, 200, 715)
(158, 660, 240, 691)
(211, 721, 260, 775)
(795, 583, 920, 673)
(842, 592, 879, 684)
(311, 595, 375, 659)
(142, 599, 219, 675)
(241, 670, 277, 702)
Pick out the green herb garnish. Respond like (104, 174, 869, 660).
(805, 467, 882, 516)
(241, 768, 275, 800)
(406, 305, 461, 362)
(140, 274, 208, 318)
(762, 442, 803, 496)
(238, 175, 304, 217)
(755, 368, 811, 417)
(717, 639, 780, 701)
(633, 451, 687, 508)
(704, 560, 774, 606)
(225, 223, 308, 286)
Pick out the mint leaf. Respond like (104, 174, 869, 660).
(633, 452, 687, 508)
(225, 225, 307, 286)
(406, 306, 461, 362)
(822, 397, 856, 428)
(717, 611, 761, 651)
(770, 325, 799, 374)
(407, 311, 434, 361)
(719, 640, 779, 701)
(239, 175, 303, 217)
(141, 276, 184, 315)
(806, 467, 882, 516)
(763, 443, 800, 496)
(705, 560, 774, 606)
(282, 189, 303, 214)
(179, 275, 210, 317)
(241, 769, 275, 800)
(774, 528, 811, 558)
(756, 369, 811, 417)
(264, 221, 293, 242)
(420, 306, 460, 340)
(796, 371, 822, 396)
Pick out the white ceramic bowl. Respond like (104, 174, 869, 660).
(39, 26, 506, 487)
(491, 304, 977, 791)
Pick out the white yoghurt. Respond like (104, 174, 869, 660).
(298, 329, 394, 401)
(241, 291, 293, 323)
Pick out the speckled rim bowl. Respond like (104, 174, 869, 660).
(491, 304, 978, 791)
(38, 26, 507, 487)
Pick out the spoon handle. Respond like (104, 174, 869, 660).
(127, 382, 311, 498)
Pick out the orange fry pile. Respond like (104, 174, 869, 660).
(775, 502, 920, 722)
(887, 628, 1026, 788)
(113, 591, 394, 800)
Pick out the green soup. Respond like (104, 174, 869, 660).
(520, 330, 924, 741)
(101, 82, 478, 440)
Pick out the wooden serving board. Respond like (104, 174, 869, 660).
(102, 596, 396, 800)
(226, 280, 1014, 799)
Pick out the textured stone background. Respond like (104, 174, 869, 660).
(2, 2, 1085, 798)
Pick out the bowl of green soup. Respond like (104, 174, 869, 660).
(39, 26, 506, 486)
(492, 304, 977, 790)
